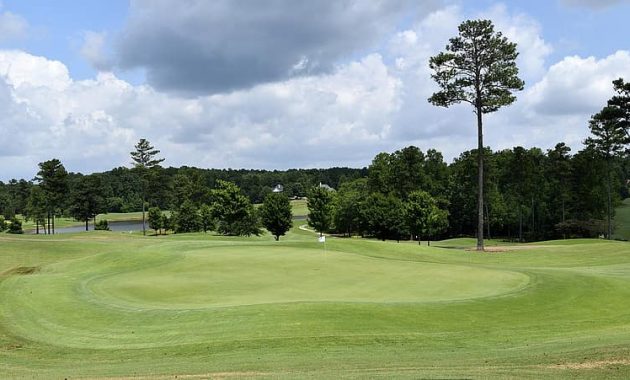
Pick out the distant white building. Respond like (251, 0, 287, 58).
(318, 182, 335, 191)
(272, 184, 284, 193)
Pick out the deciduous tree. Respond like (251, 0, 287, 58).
(260, 192, 292, 241)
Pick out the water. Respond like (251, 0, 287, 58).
(30, 221, 145, 234)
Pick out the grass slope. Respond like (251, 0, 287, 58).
(1, 227, 630, 378)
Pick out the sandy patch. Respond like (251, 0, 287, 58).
(547, 358, 630, 369)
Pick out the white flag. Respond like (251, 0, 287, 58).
(318, 236, 326, 243)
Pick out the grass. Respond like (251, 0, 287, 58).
(613, 198, 630, 240)
(1, 226, 630, 378)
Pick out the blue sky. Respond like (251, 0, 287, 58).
(0, 0, 629, 180)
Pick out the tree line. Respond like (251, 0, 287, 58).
(1, 138, 626, 241)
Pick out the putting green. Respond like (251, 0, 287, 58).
(88, 246, 529, 308)
(2, 232, 630, 378)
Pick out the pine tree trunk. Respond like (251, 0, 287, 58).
(476, 106, 484, 251)
(607, 160, 612, 240)
(85, 219, 89, 231)
(519, 205, 523, 243)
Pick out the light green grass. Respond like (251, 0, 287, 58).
(290, 199, 308, 217)
(1, 230, 630, 379)
(613, 198, 630, 241)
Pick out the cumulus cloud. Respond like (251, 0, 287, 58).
(1, 4, 628, 181)
(80, 31, 114, 71)
(114, 0, 437, 95)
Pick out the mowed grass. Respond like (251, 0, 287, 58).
(613, 198, 630, 241)
(1, 228, 630, 378)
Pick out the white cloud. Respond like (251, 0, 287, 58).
(0, 8, 28, 41)
(80, 31, 113, 71)
(0, 5, 629, 181)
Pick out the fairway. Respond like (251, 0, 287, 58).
(2, 229, 630, 378)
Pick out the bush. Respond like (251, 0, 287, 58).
(94, 219, 110, 231)
(0, 215, 6, 232)
(7, 218, 23, 234)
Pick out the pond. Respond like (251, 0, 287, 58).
(29, 220, 145, 234)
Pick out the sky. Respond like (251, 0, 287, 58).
(0, 0, 629, 181)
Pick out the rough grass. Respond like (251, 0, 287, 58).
(1, 228, 630, 379)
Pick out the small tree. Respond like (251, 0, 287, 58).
(26, 186, 47, 234)
(35, 159, 69, 234)
(7, 217, 23, 234)
(0, 215, 6, 232)
(307, 186, 335, 236)
(199, 204, 214, 233)
(429, 19, 524, 251)
(130, 139, 165, 236)
(148, 207, 163, 235)
(69, 175, 105, 231)
(210, 180, 258, 236)
(175, 200, 201, 233)
(260, 192, 293, 240)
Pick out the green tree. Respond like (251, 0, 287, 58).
(7, 217, 23, 234)
(608, 78, 630, 139)
(0, 215, 6, 232)
(260, 192, 293, 240)
(405, 190, 435, 244)
(69, 175, 105, 231)
(26, 186, 47, 234)
(360, 192, 407, 241)
(35, 159, 69, 234)
(148, 206, 163, 235)
(307, 186, 335, 236)
(429, 19, 524, 251)
(130, 138, 165, 236)
(175, 200, 201, 233)
(585, 106, 627, 239)
(210, 180, 258, 236)
(333, 178, 368, 236)
(199, 204, 214, 233)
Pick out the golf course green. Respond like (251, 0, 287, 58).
(1, 224, 630, 378)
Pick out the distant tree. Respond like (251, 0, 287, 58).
(405, 191, 436, 244)
(130, 138, 165, 236)
(211, 180, 259, 236)
(360, 192, 407, 241)
(199, 204, 214, 233)
(608, 78, 630, 140)
(94, 219, 110, 231)
(307, 186, 335, 236)
(35, 159, 69, 234)
(426, 207, 449, 245)
(545, 143, 573, 234)
(333, 179, 368, 236)
(7, 217, 23, 234)
(69, 175, 105, 231)
(148, 207, 163, 235)
(390, 146, 426, 199)
(162, 212, 174, 234)
(260, 192, 293, 240)
(585, 106, 627, 239)
(429, 19, 524, 250)
(232, 204, 262, 237)
(175, 200, 201, 233)
(26, 186, 47, 234)
(171, 173, 194, 209)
